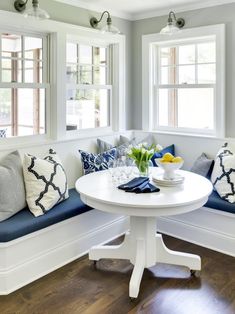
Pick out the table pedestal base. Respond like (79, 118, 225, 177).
(89, 216, 201, 299)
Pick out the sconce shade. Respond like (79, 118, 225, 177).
(23, 5, 50, 19)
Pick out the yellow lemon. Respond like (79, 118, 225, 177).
(172, 156, 183, 163)
(162, 152, 174, 162)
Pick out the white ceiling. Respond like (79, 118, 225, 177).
(55, 0, 235, 20)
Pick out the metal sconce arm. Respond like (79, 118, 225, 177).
(168, 11, 185, 28)
(90, 11, 112, 28)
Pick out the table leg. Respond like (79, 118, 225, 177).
(129, 238, 145, 299)
(89, 233, 131, 261)
(155, 234, 201, 271)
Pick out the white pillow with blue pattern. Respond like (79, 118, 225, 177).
(79, 148, 116, 175)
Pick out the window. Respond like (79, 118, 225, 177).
(157, 40, 215, 130)
(0, 32, 48, 138)
(142, 25, 225, 137)
(66, 42, 111, 131)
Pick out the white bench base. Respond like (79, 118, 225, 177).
(157, 206, 235, 257)
(0, 210, 129, 295)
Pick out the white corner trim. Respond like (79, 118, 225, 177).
(54, 0, 235, 21)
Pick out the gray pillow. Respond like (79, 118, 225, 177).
(120, 134, 155, 147)
(97, 138, 114, 154)
(119, 135, 137, 146)
(0, 151, 26, 222)
(97, 136, 136, 157)
(191, 153, 214, 178)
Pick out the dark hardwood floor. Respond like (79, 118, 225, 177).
(0, 235, 235, 314)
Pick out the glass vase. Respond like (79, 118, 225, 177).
(135, 160, 153, 177)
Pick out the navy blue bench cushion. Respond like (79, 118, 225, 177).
(205, 190, 235, 215)
(0, 189, 92, 243)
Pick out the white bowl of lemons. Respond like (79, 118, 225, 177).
(155, 153, 184, 180)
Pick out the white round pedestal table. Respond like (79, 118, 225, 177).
(75, 168, 212, 299)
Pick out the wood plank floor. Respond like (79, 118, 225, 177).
(0, 235, 235, 314)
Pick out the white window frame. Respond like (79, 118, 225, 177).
(51, 28, 126, 142)
(142, 24, 225, 138)
(0, 10, 126, 150)
(65, 37, 113, 134)
(0, 29, 50, 138)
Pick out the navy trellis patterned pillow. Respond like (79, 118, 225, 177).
(0, 129, 7, 138)
(79, 148, 116, 175)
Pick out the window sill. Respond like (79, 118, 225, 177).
(135, 129, 225, 141)
(0, 128, 130, 152)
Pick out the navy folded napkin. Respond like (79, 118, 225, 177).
(118, 177, 149, 191)
(118, 177, 160, 194)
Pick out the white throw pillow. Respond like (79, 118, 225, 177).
(23, 149, 69, 217)
(211, 143, 235, 203)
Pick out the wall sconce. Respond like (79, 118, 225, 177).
(90, 11, 120, 34)
(14, 0, 50, 20)
(160, 11, 185, 35)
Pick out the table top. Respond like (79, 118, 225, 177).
(75, 168, 213, 217)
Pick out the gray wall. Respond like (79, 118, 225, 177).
(132, 3, 235, 136)
(0, 0, 132, 128)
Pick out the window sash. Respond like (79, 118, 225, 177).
(0, 32, 49, 137)
(153, 85, 216, 132)
(153, 38, 217, 134)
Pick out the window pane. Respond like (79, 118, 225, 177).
(93, 47, 107, 65)
(79, 45, 92, 64)
(24, 61, 42, 83)
(67, 43, 77, 63)
(0, 89, 11, 130)
(40, 89, 45, 133)
(66, 64, 78, 83)
(66, 89, 110, 130)
(100, 47, 107, 64)
(179, 65, 195, 84)
(158, 89, 169, 126)
(18, 88, 45, 136)
(160, 47, 176, 66)
(178, 88, 214, 129)
(198, 64, 216, 84)
(179, 45, 195, 64)
(79, 65, 92, 84)
(198, 42, 216, 63)
(25, 37, 42, 55)
(94, 66, 107, 85)
(160, 66, 176, 84)
(2, 34, 21, 54)
(2, 58, 22, 82)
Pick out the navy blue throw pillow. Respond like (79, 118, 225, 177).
(79, 148, 116, 175)
(151, 144, 175, 167)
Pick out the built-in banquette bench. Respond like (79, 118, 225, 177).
(0, 187, 129, 295)
(0, 132, 132, 295)
(1, 131, 235, 295)
(146, 131, 235, 260)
